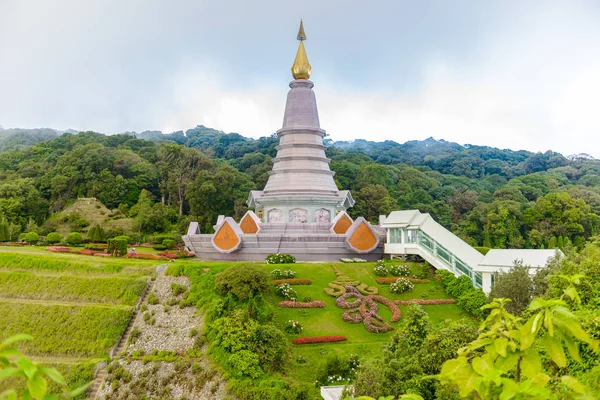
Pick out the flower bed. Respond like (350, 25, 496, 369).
(292, 336, 347, 345)
(94, 253, 111, 257)
(275, 283, 297, 300)
(272, 278, 312, 285)
(389, 264, 410, 277)
(390, 277, 415, 294)
(266, 253, 296, 264)
(157, 251, 195, 259)
(279, 300, 326, 308)
(394, 299, 456, 306)
(270, 269, 296, 279)
(376, 277, 431, 284)
(124, 253, 165, 260)
(46, 246, 72, 253)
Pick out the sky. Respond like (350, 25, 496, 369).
(1, 0, 599, 157)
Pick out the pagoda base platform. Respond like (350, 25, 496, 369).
(183, 221, 384, 262)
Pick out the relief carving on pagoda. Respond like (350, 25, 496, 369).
(268, 209, 283, 223)
(289, 208, 308, 223)
(315, 208, 331, 223)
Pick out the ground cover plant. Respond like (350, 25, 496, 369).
(0, 271, 147, 305)
(0, 302, 131, 357)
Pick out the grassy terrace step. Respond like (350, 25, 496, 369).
(0, 301, 131, 358)
(0, 271, 147, 305)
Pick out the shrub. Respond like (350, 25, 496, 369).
(152, 234, 176, 245)
(66, 232, 83, 246)
(270, 269, 296, 279)
(162, 239, 176, 249)
(389, 277, 414, 294)
(153, 244, 167, 250)
(446, 275, 474, 298)
(272, 278, 312, 285)
(46, 232, 62, 244)
(84, 244, 105, 251)
(278, 300, 326, 308)
(24, 232, 40, 245)
(214, 264, 270, 301)
(389, 264, 410, 276)
(0, 220, 9, 242)
(291, 336, 347, 345)
(86, 224, 106, 243)
(147, 293, 159, 305)
(113, 235, 132, 244)
(265, 253, 296, 264)
(275, 283, 297, 301)
(457, 289, 487, 319)
(436, 269, 456, 287)
(373, 262, 388, 276)
(284, 320, 303, 334)
(107, 238, 128, 256)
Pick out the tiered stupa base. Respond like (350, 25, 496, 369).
(183, 212, 384, 262)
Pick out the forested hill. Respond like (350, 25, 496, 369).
(1, 126, 599, 249)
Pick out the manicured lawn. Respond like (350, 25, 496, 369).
(265, 261, 473, 384)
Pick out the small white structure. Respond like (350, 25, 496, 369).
(321, 385, 345, 400)
(476, 249, 559, 293)
(382, 210, 560, 293)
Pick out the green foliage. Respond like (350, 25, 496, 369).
(86, 224, 106, 243)
(403, 304, 431, 348)
(46, 232, 62, 244)
(24, 231, 39, 244)
(0, 302, 131, 357)
(314, 354, 360, 387)
(488, 263, 534, 315)
(0, 219, 9, 241)
(435, 270, 487, 319)
(162, 239, 176, 249)
(473, 246, 490, 255)
(152, 244, 167, 250)
(65, 232, 82, 246)
(214, 264, 269, 301)
(0, 334, 88, 399)
(107, 238, 127, 256)
(435, 280, 600, 400)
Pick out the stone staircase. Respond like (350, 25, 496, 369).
(88, 269, 160, 399)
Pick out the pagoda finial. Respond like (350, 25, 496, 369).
(291, 19, 312, 80)
(297, 19, 306, 41)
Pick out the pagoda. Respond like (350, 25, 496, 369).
(247, 20, 354, 224)
(183, 21, 384, 261)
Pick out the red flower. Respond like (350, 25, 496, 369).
(292, 336, 347, 345)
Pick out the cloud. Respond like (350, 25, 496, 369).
(1, 1, 599, 157)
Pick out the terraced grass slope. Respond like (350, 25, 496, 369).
(0, 249, 158, 396)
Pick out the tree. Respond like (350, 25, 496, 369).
(215, 264, 269, 301)
(352, 184, 398, 224)
(434, 278, 599, 400)
(488, 262, 533, 315)
(87, 224, 106, 243)
(0, 218, 9, 241)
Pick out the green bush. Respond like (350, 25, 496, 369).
(152, 244, 167, 251)
(107, 238, 128, 256)
(113, 235, 132, 244)
(152, 234, 175, 245)
(66, 232, 83, 246)
(46, 232, 62, 244)
(162, 239, 176, 249)
(457, 289, 487, 318)
(446, 275, 474, 298)
(86, 224, 106, 243)
(215, 264, 269, 301)
(24, 232, 39, 245)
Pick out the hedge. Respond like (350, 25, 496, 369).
(292, 336, 347, 345)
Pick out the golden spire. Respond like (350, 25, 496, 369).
(291, 19, 311, 80)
